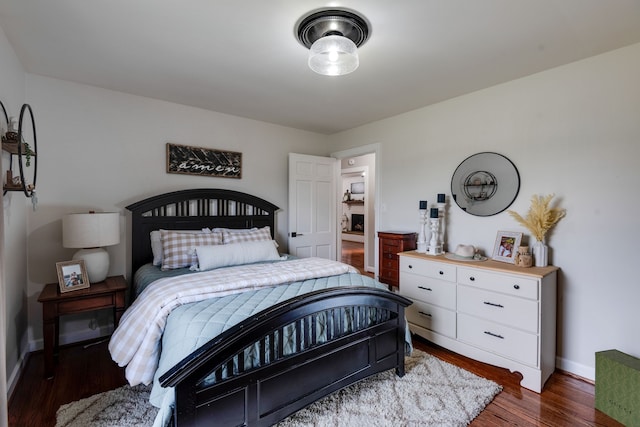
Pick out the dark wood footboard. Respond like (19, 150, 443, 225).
(160, 287, 412, 427)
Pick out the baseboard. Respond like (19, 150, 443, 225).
(556, 355, 595, 382)
(7, 346, 29, 400)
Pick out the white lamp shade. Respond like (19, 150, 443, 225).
(63, 212, 120, 248)
(308, 35, 359, 76)
(63, 212, 119, 283)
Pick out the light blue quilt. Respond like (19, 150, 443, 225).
(136, 264, 410, 426)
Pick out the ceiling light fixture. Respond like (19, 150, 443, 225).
(296, 8, 370, 76)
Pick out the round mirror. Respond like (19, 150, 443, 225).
(451, 152, 520, 216)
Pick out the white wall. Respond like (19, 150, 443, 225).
(23, 75, 329, 349)
(0, 22, 28, 397)
(327, 42, 640, 380)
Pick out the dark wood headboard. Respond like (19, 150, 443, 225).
(126, 188, 279, 275)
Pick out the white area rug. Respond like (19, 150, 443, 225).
(56, 349, 501, 427)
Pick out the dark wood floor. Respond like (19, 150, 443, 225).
(8, 339, 127, 427)
(8, 243, 621, 426)
(8, 337, 621, 427)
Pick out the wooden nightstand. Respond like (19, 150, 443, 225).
(37, 275, 127, 378)
(378, 231, 417, 289)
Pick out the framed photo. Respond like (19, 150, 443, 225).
(350, 182, 365, 194)
(492, 231, 523, 263)
(56, 260, 90, 293)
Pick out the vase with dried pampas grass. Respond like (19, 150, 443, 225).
(507, 194, 566, 267)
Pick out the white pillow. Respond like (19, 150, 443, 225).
(194, 240, 282, 271)
(150, 228, 212, 266)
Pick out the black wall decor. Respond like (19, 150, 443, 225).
(166, 142, 242, 179)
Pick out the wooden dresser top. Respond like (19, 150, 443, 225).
(399, 250, 559, 278)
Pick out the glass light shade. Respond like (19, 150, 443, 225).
(308, 35, 359, 76)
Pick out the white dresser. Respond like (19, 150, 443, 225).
(399, 251, 558, 392)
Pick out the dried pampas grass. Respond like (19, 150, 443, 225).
(508, 194, 566, 242)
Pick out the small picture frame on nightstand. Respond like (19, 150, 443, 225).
(56, 260, 90, 293)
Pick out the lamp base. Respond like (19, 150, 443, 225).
(72, 248, 109, 283)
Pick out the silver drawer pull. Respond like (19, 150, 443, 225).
(418, 311, 432, 318)
(483, 301, 504, 308)
(418, 286, 432, 291)
(484, 331, 504, 339)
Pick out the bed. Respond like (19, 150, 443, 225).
(109, 188, 412, 427)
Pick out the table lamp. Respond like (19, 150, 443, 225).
(62, 212, 120, 283)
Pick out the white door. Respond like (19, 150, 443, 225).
(288, 153, 338, 259)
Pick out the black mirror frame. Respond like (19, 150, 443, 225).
(451, 152, 520, 217)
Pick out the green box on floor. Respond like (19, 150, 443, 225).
(595, 349, 640, 426)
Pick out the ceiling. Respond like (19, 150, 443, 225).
(1, 1, 640, 135)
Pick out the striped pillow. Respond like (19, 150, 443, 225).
(160, 230, 223, 270)
(222, 226, 272, 244)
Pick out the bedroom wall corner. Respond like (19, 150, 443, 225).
(0, 19, 28, 418)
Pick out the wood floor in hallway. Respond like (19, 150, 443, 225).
(341, 239, 373, 277)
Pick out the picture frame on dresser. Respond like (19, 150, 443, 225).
(492, 231, 522, 263)
(56, 260, 90, 293)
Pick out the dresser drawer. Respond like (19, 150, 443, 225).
(407, 300, 456, 338)
(380, 258, 398, 271)
(380, 238, 401, 250)
(57, 295, 114, 313)
(380, 268, 399, 283)
(400, 257, 456, 282)
(381, 249, 398, 258)
(401, 272, 456, 309)
(458, 267, 538, 300)
(457, 285, 538, 333)
(458, 313, 538, 366)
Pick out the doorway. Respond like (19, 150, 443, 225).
(338, 152, 376, 276)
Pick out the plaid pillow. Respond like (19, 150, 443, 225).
(160, 230, 222, 270)
(222, 226, 272, 244)
(150, 229, 212, 266)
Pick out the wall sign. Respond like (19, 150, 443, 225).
(166, 143, 242, 179)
